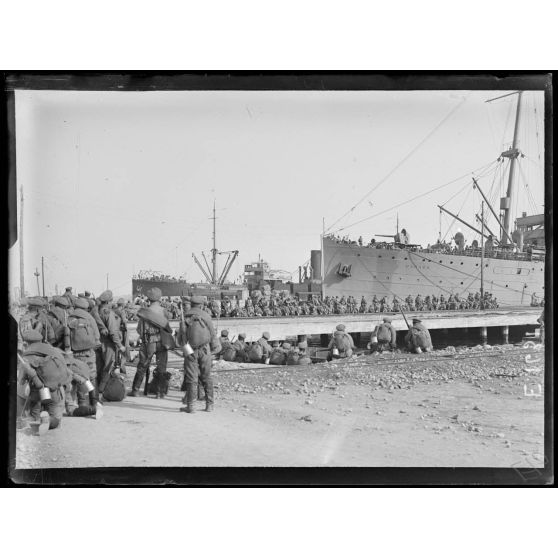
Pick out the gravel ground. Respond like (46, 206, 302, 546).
(14, 344, 545, 469)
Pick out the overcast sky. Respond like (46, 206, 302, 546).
(9, 89, 544, 298)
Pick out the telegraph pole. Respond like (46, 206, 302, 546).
(19, 189, 25, 297)
(106, 273, 109, 289)
(34, 267, 40, 296)
(211, 200, 218, 284)
(480, 202, 484, 309)
(41, 256, 45, 297)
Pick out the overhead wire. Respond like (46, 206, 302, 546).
(325, 94, 470, 234)
(331, 159, 498, 235)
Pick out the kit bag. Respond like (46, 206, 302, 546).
(102, 372, 126, 402)
(376, 324, 392, 343)
(248, 342, 263, 362)
(24, 348, 69, 390)
(185, 314, 212, 348)
(68, 315, 97, 351)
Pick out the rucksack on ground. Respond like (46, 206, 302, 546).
(248, 343, 263, 362)
(102, 373, 126, 402)
(222, 347, 236, 361)
(68, 315, 97, 351)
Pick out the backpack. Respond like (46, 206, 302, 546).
(185, 314, 212, 348)
(286, 350, 300, 366)
(376, 324, 392, 343)
(102, 373, 126, 401)
(269, 350, 286, 365)
(222, 347, 237, 361)
(248, 342, 263, 362)
(68, 314, 97, 351)
(24, 348, 70, 390)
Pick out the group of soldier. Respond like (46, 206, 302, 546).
(191, 290, 500, 319)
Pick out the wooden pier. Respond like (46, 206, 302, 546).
(127, 306, 542, 343)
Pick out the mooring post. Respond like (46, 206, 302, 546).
(480, 326, 488, 345)
(502, 325, 509, 344)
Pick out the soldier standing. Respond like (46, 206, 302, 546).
(129, 287, 173, 398)
(114, 297, 130, 367)
(19, 296, 54, 345)
(67, 296, 100, 395)
(177, 296, 219, 413)
(96, 290, 126, 392)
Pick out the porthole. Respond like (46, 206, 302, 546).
(439, 280, 442, 283)
(439, 260, 443, 263)
(485, 264, 488, 267)
(460, 282, 463, 285)
(505, 284, 508, 287)
(460, 262, 463, 265)
(404, 257, 408, 260)
(450, 261, 453, 264)
(422, 259, 425, 262)
(475, 263, 479, 266)
(392, 256, 395, 259)
(378, 255, 382, 258)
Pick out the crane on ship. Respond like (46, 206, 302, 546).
(192, 201, 239, 286)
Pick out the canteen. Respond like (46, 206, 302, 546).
(265, 357, 270, 365)
(416, 347, 422, 354)
(371, 335, 378, 344)
(39, 386, 52, 402)
(332, 347, 339, 356)
(184, 342, 194, 356)
(84, 380, 95, 392)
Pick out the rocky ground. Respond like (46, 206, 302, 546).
(14, 343, 545, 470)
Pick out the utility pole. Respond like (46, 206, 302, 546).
(106, 273, 109, 290)
(320, 217, 326, 299)
(480, 202, 484, 309)
(19, 189, 25, 297)
(41, 256, 45, 297)
(34, 267, 40, 296)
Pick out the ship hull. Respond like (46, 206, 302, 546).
(132, 278, 246, 299)
(322, 237, 544, 306)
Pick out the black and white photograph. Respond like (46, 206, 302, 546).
(6, 73, 552, 483)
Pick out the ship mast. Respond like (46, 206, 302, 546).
(211, 199, 217, 284)
(487, 91, 523, 244)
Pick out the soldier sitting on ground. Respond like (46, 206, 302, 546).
(233, 333, 250, 362)
(368, 317, 397, 354)
(405, 318, 433, 354)
(296, 341, 312, 365)
(328, 324, 355, 360)
(249, 331, 272, 363)
(269, 341, 287, 365)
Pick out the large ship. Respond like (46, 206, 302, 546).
(312, 91, 546, 307)
(132, 203, 293, 298)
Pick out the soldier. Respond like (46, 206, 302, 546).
(209, 297, 221, 318)
(415, 294, 424, 312)
(129, 287, 173, 398)
(63, 286, 75, 309)
(328, 324, 355, 359)
(424, 295, 432, 311)
(405, 294, 415, 312)
(220, 331, 237, 362)
(372, 295, 380, 313)
(67, 296, 100, 396)
(177, 295, 219, 413)
(18, 296, 54, 345)
(392, 297, 400, 312)
(19, 329, 72, 434)
(63, 352, 103, 419)
(249, 332, 272, 363)
(232, 333, 249, 362)
(114, 297, 130, 366)
(369, 317, 397, 353)
(359, 296, 367, 313)
(96, 290, 126, 393)
(269, 341, 287, 365)
(46, 295, 71, 349)
(405, 318, 433, 353)
(438, 294, 446, 310)
(285, 342, 300, 365)
(296, 341, 312, 365)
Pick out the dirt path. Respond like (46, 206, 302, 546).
(15, 345, 545, 469)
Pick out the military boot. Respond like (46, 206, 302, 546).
(204, 378, 214, 412)
(180, 382, 197, 413)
